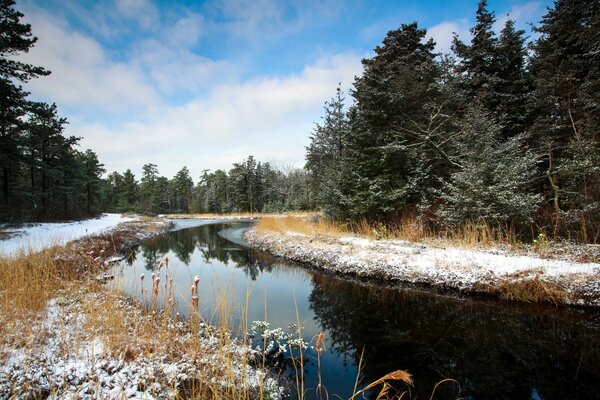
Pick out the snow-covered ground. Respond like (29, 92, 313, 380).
(244, 228, 600, 307)
(0, 290, 283, 399)
(0, 214, 138, 257)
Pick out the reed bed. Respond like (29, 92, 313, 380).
(256, 214, 520, 249)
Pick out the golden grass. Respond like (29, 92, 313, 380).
(256, 214, 519, 249)
(0, 222, 265, 399)
(496, 276, 568, 305)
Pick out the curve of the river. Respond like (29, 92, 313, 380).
(111, 220, 600, 400)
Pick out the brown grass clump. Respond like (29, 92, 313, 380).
(256, 214, 522, 249)
(497, 276, 568, 305)
(257, 215, 347, 237)
(0, 246, 73, 322)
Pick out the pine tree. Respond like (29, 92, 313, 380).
(0, 0, 49, 219)
(78, 149, 105, 215)
(452, 0, 499, 110)
(119, 169, 138, 212)
(438, 104, 541, 227)
(139, 163, 159, 214)
(305, 84, 348, 217)
(340, 22, 440, 220)
(171, 166, 193, 213)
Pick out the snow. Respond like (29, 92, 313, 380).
(0, 214, 138, 257)
(244, 228, 600, 307)
(0, 291, 284, 399)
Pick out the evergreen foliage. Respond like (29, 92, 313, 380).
(306, 0, 599, 241)
(338, 22, 440, 219)
(437, 105, 541, 227)
(0, 0, 104, 221)
(305, 84, 348, 218)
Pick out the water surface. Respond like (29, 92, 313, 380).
(113, 220, 600, 399)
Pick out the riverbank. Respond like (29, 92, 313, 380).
(0, 217, 282, 399)
(243, 227, 600, 308)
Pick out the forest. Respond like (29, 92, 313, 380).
(307, 0, 599, 242)
(2, 0, 599, 243)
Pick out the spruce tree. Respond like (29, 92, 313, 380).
(438, 104, 541, 227)
(305, 84, 348, 218)
(340, 22, 440, 220)
(495, 19, 532, 140)
(452, 0, 499, 110)
(529, 0, 600, 235)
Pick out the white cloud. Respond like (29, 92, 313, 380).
(77, 53, 362, 178)
(15, 1, 364, 180)
(494, 1, 543, 34)
(18, 9, 161, 114)
(115, 0, 160, 29)
(426, 19, 470, 54)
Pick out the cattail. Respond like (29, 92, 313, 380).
(140, 274, 145, 282)
(194, 275, 200, 294)
(158, 261, 163, 271)
(316, 331, 325, 355)
(165, 256, 169, 267)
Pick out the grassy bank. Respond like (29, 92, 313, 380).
(0, 218, 282, 399)
(248, 217, 600, 307)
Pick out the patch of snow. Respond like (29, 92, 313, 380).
(0, 214, 138, 257)
(245, 228, 600, 307)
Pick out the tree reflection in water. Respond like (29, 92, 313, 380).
(309, 274, 600, 400)
(119, 222, 600, 400)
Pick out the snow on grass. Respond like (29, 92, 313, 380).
(0, 290, 284, 399)
(244, 228, 600, 307)
(0, 214, 138, 257)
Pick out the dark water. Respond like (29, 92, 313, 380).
(112, 220, 600, 400)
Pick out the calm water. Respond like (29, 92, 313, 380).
(112, 220, 600, 399)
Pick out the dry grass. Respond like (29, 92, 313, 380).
(256, 215, 519, 249)
(496, 276, 568, 305)
(167, 211, 314, 219)
(0, 220, 270, 399)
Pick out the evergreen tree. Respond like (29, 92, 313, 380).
(139, 163, 159, 214)
(438, 104, 541, 227)
(78, 149, 105, 215)
(340, 22, 440, 219)
(305, 84, 348, 217)
(118, 169, 138, 212)
(529, 0, 600, 234)
(171, 166, 193, 213)
(452, 0, 499, 110)
(0, 0, 49, 219)
(495, 19, 532, 140)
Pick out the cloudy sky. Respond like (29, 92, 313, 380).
(16, 0, 551, 179)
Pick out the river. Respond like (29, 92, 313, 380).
(111, 220, 600, 399)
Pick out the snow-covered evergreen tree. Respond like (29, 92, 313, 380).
(438, 105, 541, 227)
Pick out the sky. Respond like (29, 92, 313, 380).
(16, 0, 552, 180)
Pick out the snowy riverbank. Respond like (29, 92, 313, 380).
(0, 217, 284, 399)
(0, 213, 138, 257)
(243, 228, 600, 307)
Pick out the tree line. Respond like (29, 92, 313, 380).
(100, 156, 313, 215)
(306, 0, 599, 241)
(1, 0, 105, 221)
(0, 0, 312, 222)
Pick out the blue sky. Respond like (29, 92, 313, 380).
(17, 0, 552, 179)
